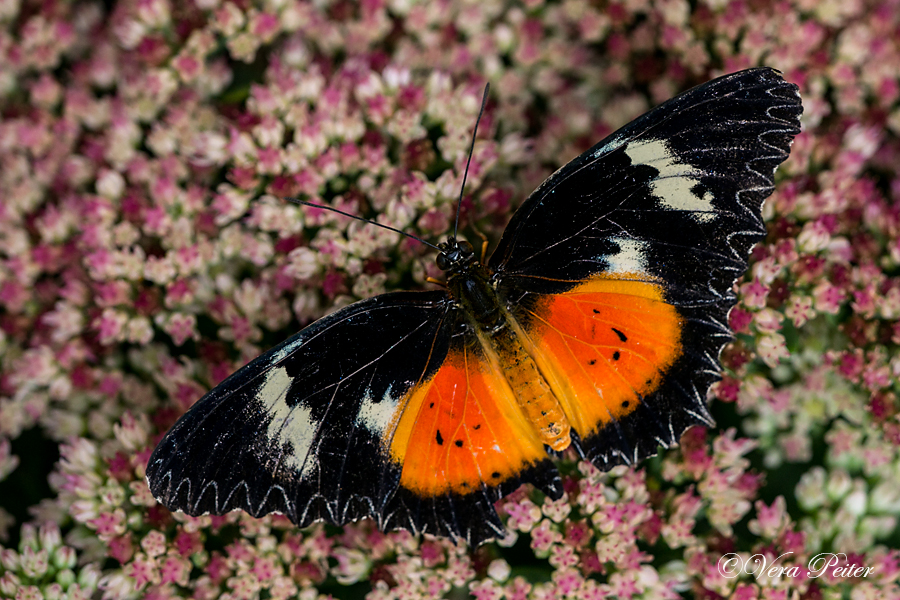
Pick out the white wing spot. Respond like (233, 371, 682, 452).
(601, 236, 650, 276)
(357, 384, 399, 436)
(260, 366, 317, 476)
(625, 138, 716, 223)
(267, 337, 304, 365)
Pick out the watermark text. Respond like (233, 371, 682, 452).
(718, 552, 874, 580)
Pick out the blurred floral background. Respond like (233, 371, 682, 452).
(1, 0, 899, 598)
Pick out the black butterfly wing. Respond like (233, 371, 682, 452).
(147, 292, 452, 531)
(488, 68, 802, 469)
(146, 290, 561, 545)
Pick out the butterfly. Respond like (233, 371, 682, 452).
(146, 67, 802, 546)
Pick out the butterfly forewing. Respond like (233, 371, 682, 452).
(490, 68, 800, 283)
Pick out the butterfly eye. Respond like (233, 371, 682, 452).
(458, 240, 474, 256)
(436, 252, 451, 271)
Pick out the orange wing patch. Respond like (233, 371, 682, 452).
(514, 274, 683, 439)
(386, 347, 548, 497)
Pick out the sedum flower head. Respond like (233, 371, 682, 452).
(2, 0, 900, 598)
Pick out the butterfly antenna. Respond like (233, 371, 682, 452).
(283, 197, 441, 251)
(453, 82, 491, 239)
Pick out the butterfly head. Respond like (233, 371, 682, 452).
(436, 237, 476, 274)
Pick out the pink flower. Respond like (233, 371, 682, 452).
(470, 579, 503, 600)
(504, 498, 542, 532)
(779, 530, 805, 555)
(837, 349, 865, 381)
(542, 494, 572, 523)
(227, 572, 263, 598)
(160, 555, 190, 586)
(165, 279, 194, 307)
(174, 245, 203, 275)
(564, 520, 592, 548)
(733, 583, 759, 600)
(740, 279, 770, 309)
(607, 570, 640, 599)
(785, 294, 815, 327)
(552, 568, 584, 596)
(205, 552, 231, 583)
(141, 530, 168, 558)
(729, 307, 754, 334)
(419, 541, 445, 568)
(108, 535, 135, 564)
(161, 312, 198, 346)
(530, 519, 562, 554)
(173, 529, 203, 558)
(748, 497, 789, 539)
(256, 146, 282, 174)
(503, 576, 532, 600)
(89, 508, 127, 538)
(126, 553, 161, 589)
(549, 544, 579, 570)
(321, 271, 347, 298)
(249, 12, 279, 41)
(173, 54, 202, 82)
(113, 412, 149, 452)
(757, 332, 789, 367)
(761, 588, 788, 600)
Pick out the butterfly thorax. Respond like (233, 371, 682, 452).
(436, 237, 503, 331)
(436, 236, 572, 451)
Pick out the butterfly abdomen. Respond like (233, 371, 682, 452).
(449, 261, 572, 452)
(480, 323, 572, 451)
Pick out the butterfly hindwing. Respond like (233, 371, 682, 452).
(385, 328, 564, 543)
(490, 67, 802, 468)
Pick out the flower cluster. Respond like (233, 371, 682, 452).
(1, 0, 900, 598)
(0, 522, 100, 600)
